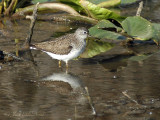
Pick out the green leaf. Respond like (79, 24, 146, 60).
(152, 23, 160, 45)
(32, 0, 56, 4)
(81, 1, 125, 22)
(121, 16, 155, 40)
(87, 0, 121, 8)
(58, 0, 125, 22)
(95, 19, 122, 32)
(97, 0, 121, 8)
(88, 0, 110, 5)
(152, 23, 160, 31)
(89, 26, 126, 41)
(80, 39, 114, 58)
(58, 0, 83, 12)
(121, 0, 138, 5)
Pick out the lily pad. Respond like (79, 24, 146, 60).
(87, 0, 121, 8)
(121, 16, 155, 40)
(89, 26, 126, 41)
(121, 0, 138, 5)
(98, 0, 121, 8)
(59, 0, 125, 22)
(95, 19, 122, 32)
(152, 23, 160, 31)
(80, 39, 114, 58)
(32, 0, 56, 4)
(152, 23, 160, 45)
(57, 0, 83, 12)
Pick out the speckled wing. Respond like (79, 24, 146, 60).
(34, 34, 74, 55)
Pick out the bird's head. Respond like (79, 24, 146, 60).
(75, 27, 88, 41)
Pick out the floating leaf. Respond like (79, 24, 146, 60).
(58, 0, 84, 12)
(122, 16, 155, 40)
(89, 26, 126, 41)
(95, 19, 122, 32)
(87, 0, 121, 8)
(152, 23, 160, 31)
(97, 0, 121, 8)
(80, 39, 114, 58)
(152, 23, 160, 45)
(89, 20, 125, 40)
(32, 0, 56, 4)
(121, 0, 138, 5)
(80, 0, 124, 22)
(58, 0, 125, 22)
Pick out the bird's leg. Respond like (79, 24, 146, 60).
(66, 61, 68, 68)
(66, 61, 69, 73)
(58, 60, 61, 68)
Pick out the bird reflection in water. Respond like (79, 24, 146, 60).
(41, 72, 96, 115)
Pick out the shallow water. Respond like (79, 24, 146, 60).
(1, 46, 160, 120)
(121, 0, 160, 22)
(0, 1, 160, 120)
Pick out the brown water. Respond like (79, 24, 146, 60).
(0, 1, 160, 120)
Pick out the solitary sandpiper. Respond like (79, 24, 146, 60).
(30, 27, 88, 68)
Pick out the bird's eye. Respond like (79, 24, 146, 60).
(83, 31, 87, 34)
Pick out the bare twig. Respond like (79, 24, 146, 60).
(122, 90, 139, 105)
(23, 2, 39, 48)
(85, 87, 96, 115)
(4, 0, 17, 16)
(136, 1, 143, 16)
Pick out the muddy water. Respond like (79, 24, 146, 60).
(0, 1, 160, 120)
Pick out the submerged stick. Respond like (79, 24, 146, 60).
(136, 1, 143, 16)
(122, 90, 139, 105)
(23, 2, 39, 48)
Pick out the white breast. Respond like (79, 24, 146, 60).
(43, 47, 84, 63)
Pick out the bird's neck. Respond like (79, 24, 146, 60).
(72, 35, 86, 49)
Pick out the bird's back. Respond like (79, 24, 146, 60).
(34, 33, 75, 55)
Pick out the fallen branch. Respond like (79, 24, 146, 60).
(12, 3, 80, 17)
(12, 3, 98, 25)
(37, 14, 98, 25)
(23, 2, 39, 48)
(136, 1, 143, 16)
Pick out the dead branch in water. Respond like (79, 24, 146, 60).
(23, 2, 39, 48)
(12, 3, 80, 17)
(136, 1, 143, 16)
(12, 3, 98, 25)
